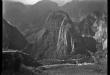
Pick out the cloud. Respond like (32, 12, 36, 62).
(2, 0, 43, 5)
(2, 0, 107, 6)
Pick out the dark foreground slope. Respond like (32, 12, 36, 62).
(2, 19, 28, 50)
(45, 64, 107, 75)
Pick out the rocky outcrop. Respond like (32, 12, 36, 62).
(37, 10, 107, 63)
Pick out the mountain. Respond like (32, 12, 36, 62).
(3, 0, 107, 64)
(3, 0, 107, 43)
(62, 1, 107, 18)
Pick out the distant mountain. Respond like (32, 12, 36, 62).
(62, 1, 107, 18)
(3, 1, 58, 31)
(4, 0, 107, 26)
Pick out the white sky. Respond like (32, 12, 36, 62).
(50, 0, 72, 6)
(3, 0, 73, 6)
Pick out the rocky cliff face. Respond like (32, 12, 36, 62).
(34, 10, 107, 64)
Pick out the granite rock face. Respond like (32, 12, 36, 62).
(34, 10, 107, 65)
(33, 10, 98, 61)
